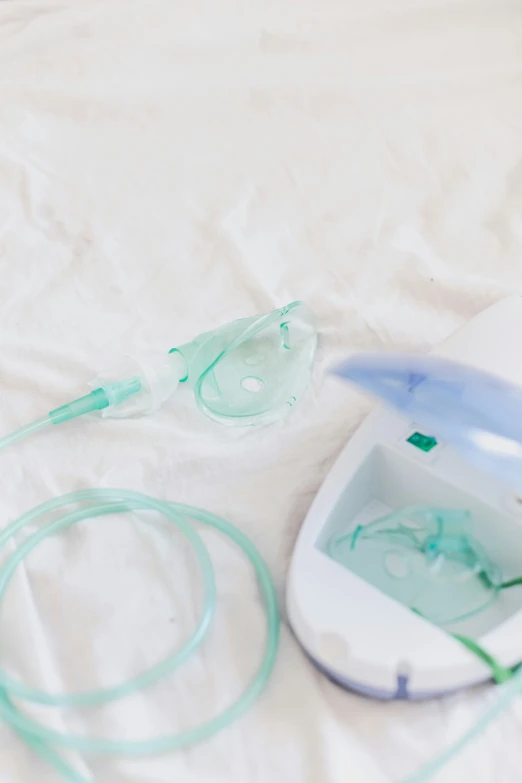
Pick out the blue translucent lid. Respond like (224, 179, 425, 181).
(333, 353, 522, 491)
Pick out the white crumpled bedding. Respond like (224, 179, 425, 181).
(0, 1, 521, 781)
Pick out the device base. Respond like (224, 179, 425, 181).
(306, 650, 463, 701)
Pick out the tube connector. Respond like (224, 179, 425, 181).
(90, 351, 187, 418)
(48, 378, 144, 425)
(49, 388, 110, 424)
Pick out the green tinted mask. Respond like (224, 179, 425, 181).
(328, 506, 502, 625)
(170, 300, 317, 426)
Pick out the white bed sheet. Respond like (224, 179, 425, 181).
(0, 0, 521, 781)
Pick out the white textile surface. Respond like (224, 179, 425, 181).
(0, 0, 521, 781)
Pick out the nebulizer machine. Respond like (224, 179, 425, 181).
(288, 295, 522, 782)
(3, 294, 522, 783)
(0, 301, 317, 783)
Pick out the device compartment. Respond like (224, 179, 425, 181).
(317, 445, 522, 638)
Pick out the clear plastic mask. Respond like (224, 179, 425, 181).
(328, 506, 502, 625)
(88, 301, 317, 426)
(170, 301, 317, 426)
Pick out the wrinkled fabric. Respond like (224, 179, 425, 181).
(0, 0, 521, 781)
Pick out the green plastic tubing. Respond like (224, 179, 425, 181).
(0, 423, 280, 783)
(403, 665, 522, 782)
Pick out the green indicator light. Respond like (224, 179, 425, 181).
(406, 431, 438, 452)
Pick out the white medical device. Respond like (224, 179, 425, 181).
(287, 296, 522, 699)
